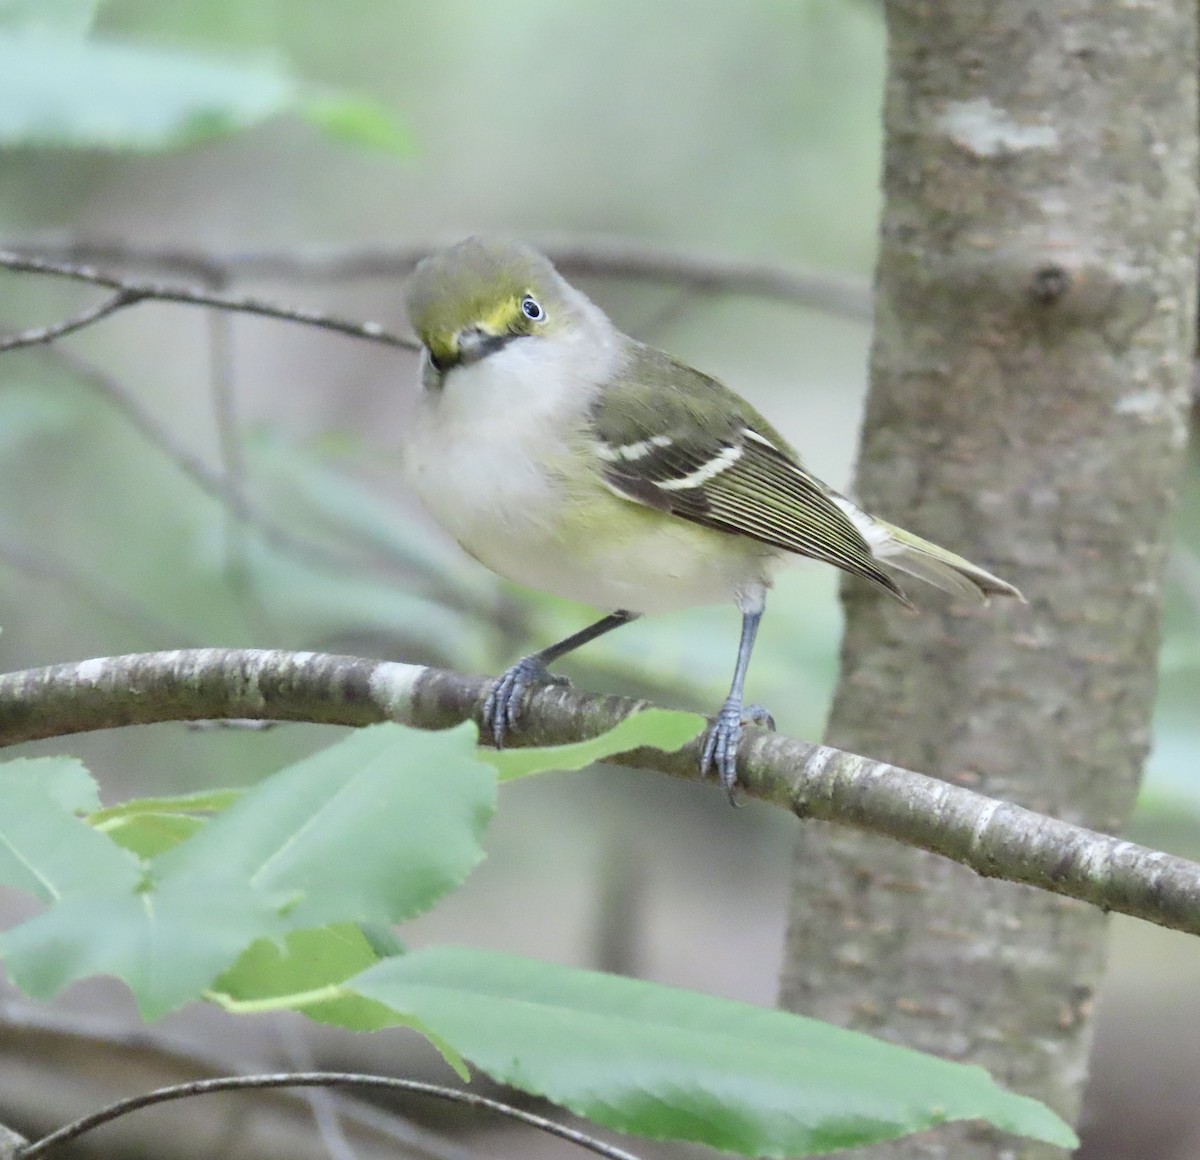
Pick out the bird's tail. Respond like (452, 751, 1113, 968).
(832, 497, 1024, 603)
(871, 519, 1024, 602)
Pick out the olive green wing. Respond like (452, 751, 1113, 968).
(590, 345, 906, 601)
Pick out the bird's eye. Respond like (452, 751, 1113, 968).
(521, 295, 547, 322)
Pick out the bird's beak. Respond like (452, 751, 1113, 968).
(425, 326, 514, 374)
(455, 325, 512, 366)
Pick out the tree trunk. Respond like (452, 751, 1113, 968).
(777, 3, 1198, 1158)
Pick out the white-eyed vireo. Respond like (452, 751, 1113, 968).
(403, 238, 1022, 791)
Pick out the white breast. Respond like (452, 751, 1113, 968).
(405, 333, 606, 581)
(403, 330, 778, 615)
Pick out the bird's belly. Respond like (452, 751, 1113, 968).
(406, 427, 772, 614)
(491, 512, 771, 614)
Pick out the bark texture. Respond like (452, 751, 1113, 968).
(5, 650, 1200, 935)
(777, 3, 1198, 1158)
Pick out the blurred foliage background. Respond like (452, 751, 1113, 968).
(0, 2, 1198, 1157)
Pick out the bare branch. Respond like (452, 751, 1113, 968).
(0, 999, 488, 1160)
(0, 251, 419, 350)
(0, 289, 143, 352)
(0, 648, 1197, 937)
(1, 237, 874, 320)
(541, 236, 874, 320)
(18, 1072, 645, 1160)
(199, 276, 277, 634)
(205, 293, 251, 531)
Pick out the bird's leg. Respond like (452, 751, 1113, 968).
(482, 609, 640, 747)
(701, 586, 769, 798)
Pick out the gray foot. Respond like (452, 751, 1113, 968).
(700, 700, 775, 798)
(481, 656, 570, 747)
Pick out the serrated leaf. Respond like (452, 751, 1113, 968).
(0, 878, 287, 1019)
(0, 773, 140, 902)
(155, 723, 496, 930)
(348, 947, 1078, 1157)
(483, 709, 704, 781)
(0, 755, 100, 813)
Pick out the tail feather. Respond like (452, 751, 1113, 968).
(830, 496, 1024, 604)
(872, 520, 1024, 603)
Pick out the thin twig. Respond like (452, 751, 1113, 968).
(17, 1072, 645, 1160)
(0, 289, 144, 352)
(0, 648, 1198, 938)
(0, 998, 487, 1160)
(205, 293, 251, 524)
(0, 251, 419, 350)
(201, 279, 277, 636)
(0, 237, 874, 320)
(541, 236, 874, 320)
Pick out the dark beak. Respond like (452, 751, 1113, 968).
(456, 326, 514, 366)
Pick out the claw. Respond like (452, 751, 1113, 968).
(481, 656, 570, 747)
(700, 699, 745, 797)
(700, 699, 775, 800)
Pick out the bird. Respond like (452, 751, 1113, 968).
(401, 237, 1022, 793)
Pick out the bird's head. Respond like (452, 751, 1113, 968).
(405, 237, 589, 377)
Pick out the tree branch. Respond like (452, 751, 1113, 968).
(0, 999, 488, 1160)
(0, 251, 418, 350)
(17, 1072, 644, 1160)
(0, 649, 1196, 936)
(0, 237, 874, 320)
(0, 289, 144, 352)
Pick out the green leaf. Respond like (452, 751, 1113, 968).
(0, 878, 288, 1019)
(90, 788, 245, 856)
(358, 922, 406, 960)
(217, 924, 401, 1032)
(0, 33, 408, 153)
(0, 33, 291, 149)
(483, 709, 704, 781)
(303, 93, 411, 154)
(155, 723, 496, 930)
(89, 787, 245, 823)
(100, 812, 207, 858)
(0, 724, 494, 1019)
(0, 766, 140, 902)
(0, 755, 100, 813)
(0, 0, 99, 36)
(349, 947, 1078, 1156)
